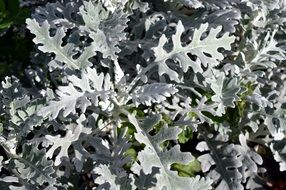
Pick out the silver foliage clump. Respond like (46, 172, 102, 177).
(1, 0, 286, 189)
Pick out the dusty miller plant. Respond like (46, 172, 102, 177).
(0, 0, 286, 189)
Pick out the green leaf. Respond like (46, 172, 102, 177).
(125, 147, 137, 162)
(178, 127, 193, 144)
(0, 19, 12, 29)
(0, 123, 3, 135)
(119, 123, 136, 142)
(128, 107, 145, 118)
(7, 0, 19, 15)
(172, 159, 201, 177)
(12, 8, 30, 25)
(0, 0, 6, 15)
(0, 0, 29, 30)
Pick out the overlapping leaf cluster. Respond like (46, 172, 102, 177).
(0, 0, 286, 189)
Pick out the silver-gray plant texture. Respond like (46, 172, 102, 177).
(1, 0, 286, 189)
